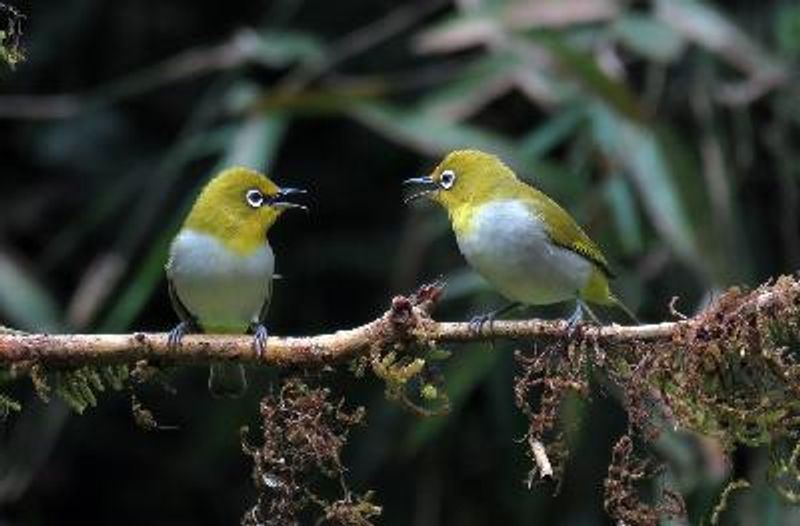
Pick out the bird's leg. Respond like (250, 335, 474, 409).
(250, 323, 269, 358)
(566, 301, 583, 334)
(469, 302, 522, 334)
(167, 320, 198, 350)
(566, 299, 600, 338)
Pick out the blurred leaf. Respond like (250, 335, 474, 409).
(215, 115, 288, 170)
(97, 229, 173, 332)
(500, 0, 618, 29)
(0, 251, 61, 332)
(589, 103, 697, 265)
(655, 0, 785, 78)
(604, 175, 643, 255)
(517, 104, 586, 159)
(349, 101, 520, 161)
(414, 13, 498, 55)
(249, 29, 324, 67)
(33, 110, 137, 175)
(419, 53, 519, 121)
(41, 173, 139, 271)
(0, 402, 70, 504)
(776, 3, 800, 57)
(532, 32, 643, 122)
(415, 0, 618, 54)
(245, 84, 381, 115)
(613, 14, 686, 63)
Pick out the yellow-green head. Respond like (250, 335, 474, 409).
(183, 166, 306, 255)
(405, 149, 526, 237)
(405, 150, 519, 214)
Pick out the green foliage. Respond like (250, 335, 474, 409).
(370, 348, 451, 417)
(776, 3, 800, 56)
(0, 3, 24, 69)
(0, 392, 21, 418)
(31, 364, 129, 415)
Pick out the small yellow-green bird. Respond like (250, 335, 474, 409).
(166, 166, 306, 397)
(405, 149, 636, 327)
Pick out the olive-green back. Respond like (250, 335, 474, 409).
(519, 183, 615, 278)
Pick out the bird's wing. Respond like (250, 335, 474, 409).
(166, 265, 198, 325)
(256, 275, 274, 325)
(522, 186, 615, 278)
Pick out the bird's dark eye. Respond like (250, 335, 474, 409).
(440, 170, 456, 190)
(246, 188, 264, 208)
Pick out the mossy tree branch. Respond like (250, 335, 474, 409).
(2, 275, 799, 523)
(0, 275, 797, 369)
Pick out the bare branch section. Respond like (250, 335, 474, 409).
(0, 276, 797, 369)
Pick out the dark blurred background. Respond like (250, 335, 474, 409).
(1, 0, 799, 524)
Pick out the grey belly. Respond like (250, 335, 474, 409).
(174, 270, 271, 332)
(168, 230, 274, 332)
(456, 201, 591, 305)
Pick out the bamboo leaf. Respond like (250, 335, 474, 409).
(0, 251, 61, 331)
(533, 32, 643, 122)
(349, 101, 519, 161)
(613, 14, 686, 63)
(589, 103, 697, 266)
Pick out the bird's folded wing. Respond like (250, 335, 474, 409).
(167, 274, 198, 325)
(256, 276, 274, 325)
(523, 188, 615, 278)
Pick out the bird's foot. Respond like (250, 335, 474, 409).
(167, 321, 193, 350)
(252, 323, 269, 358)
(566, 303, 584, 340)
(469, 312, 496, 335)
(469, 302, 522, 335)
(566, 300, 601, 340)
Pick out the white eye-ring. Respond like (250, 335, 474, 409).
(246, 188, 264, 208)
(440, 169, 456, 189)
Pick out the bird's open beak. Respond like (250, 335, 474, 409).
(270, 187, 308, 211)
(403, 176, 437, 204)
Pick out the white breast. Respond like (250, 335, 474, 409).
(167, 229, 274, 332)
(455, 200, 591, 305)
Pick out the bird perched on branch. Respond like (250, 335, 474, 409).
(405, 149, 636, 328)
(166, 166, 306, 397)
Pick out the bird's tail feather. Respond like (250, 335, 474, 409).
(208, 363, 247, 398)
(609, 294, 640, 325)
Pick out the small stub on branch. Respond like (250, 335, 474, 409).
(529, 438, 554, 484)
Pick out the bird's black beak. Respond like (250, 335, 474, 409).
(403, 176, 437, 204)
(271, 187, 308, 211)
